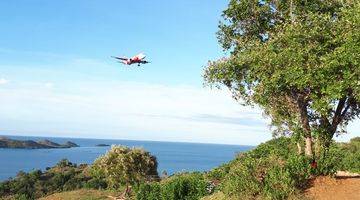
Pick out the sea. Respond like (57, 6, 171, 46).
(0, 135, 253, 181)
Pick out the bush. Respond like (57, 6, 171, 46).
(0, 181, 10, 197)
(56, 159, 74, 168)
(136, 182, 161, 200)
(161, 173, 207, 200)
(206, 162, 231, 181)
(220, 137, 311, 200)
(262, 155, 310, 200)
(341, 151, 360, 173)
(248, 137, 296, 160)
(84, 177, 108, 189)
(0, 161, 92, 199)
(92, 145, 159, 189)
(135, 173, 208, 200)
(222, 157, 264, 199)
(337, 138, 360, 173)
(263, 166, 294, 200)
(315, 145, 344, 176)
(285, 155, 311, 188)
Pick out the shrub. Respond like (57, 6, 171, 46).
(263, 166, 294, 200)
(222, 160, 257, 198)
(92, 145, 159, 189)
(262, 155, 310, 199)
(135, 173, 207, 200)
(315, 143, 344, 176)
(161, 173, 207, 200)
(248, 137, 296, 160)
(84, 177, 108, 189)
(15, 193, 30, 200)
(341, 151, 360, 173)
(56, 159, 74, 168)
(221, 137, 312, 200)
(0, 161, 93, 199)
(136, 182, 161, 200)
(338, 138, 360, 173)
(287, 155, 311, 187)
(206, 162, 231, 181)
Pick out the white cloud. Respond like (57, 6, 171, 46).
(1, 55, 357, 145)
(44, 82, 54, 89)
(0, 78, 9, 85)
(0, 80, 358, 145)
(0, 81, 271, 145)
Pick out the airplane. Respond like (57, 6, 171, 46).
(112, 53, 150, 66)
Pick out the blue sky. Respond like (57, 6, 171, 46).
(0, 0, 358, 145)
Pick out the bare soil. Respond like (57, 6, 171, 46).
(305, 176, 360, 200)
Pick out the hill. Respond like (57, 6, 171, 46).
(0, 137, 79, 149)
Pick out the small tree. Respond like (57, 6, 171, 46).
(92, 145, 158, 192)
(204, 1, 360, 156)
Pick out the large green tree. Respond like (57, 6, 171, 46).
(204, 0, 360, 156)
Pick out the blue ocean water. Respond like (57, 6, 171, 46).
(0, 135, 253, 181)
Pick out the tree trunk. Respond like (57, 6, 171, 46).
(296, 95, 313, 157)
(297, 142, 302, 155)
(305, 136, 313, 157)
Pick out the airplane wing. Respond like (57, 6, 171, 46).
(112, 56, 128, 61)
(140, 60, 150, 64)
(132, 53, 146, 60)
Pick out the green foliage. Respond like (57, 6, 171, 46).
(83, 178, 108, 190)
(136, 182, 162, 200)
(56, 158, 75, 168)
(217, 137, 310, 200)
(208, 136, 360, 199)
(263, 166, 294, 200)
(315, 144, 344, 176)
(136, 173, 208, 200)
(205, 0, 360, 151)
(217, 0, 342, 51)
(285, 155, 311, 189)
(338, 137, 360, 173)
(249, 137, 296, 159)
(341, 151, 360, 173)
(206, 162, 231, 181)
(0, 162, 92, 199)
(161, 173, 208, 200)
(15, 193, 30, 200)
(222, 157, 266, 199)
(91, 145, 159, 189)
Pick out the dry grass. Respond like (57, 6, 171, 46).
(201, 192, 228, 200)
(38, 189, 119, 200)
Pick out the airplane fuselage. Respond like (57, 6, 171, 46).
(123, 59, 147, 65)
(113, 53, 149, 66)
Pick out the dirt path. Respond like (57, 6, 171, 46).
(305, 176, 360, 200)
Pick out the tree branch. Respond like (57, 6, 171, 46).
(331, 97, 352, 133)
(332, 97, 347, 127)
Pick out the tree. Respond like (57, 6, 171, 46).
(204, 0, 360, 156)
(92, 145, 159, 192)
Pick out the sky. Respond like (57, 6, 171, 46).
(0, 0, 358, 145)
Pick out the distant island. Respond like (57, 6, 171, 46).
(95, 144, 110, 147)
(0, 137, 79, 149)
